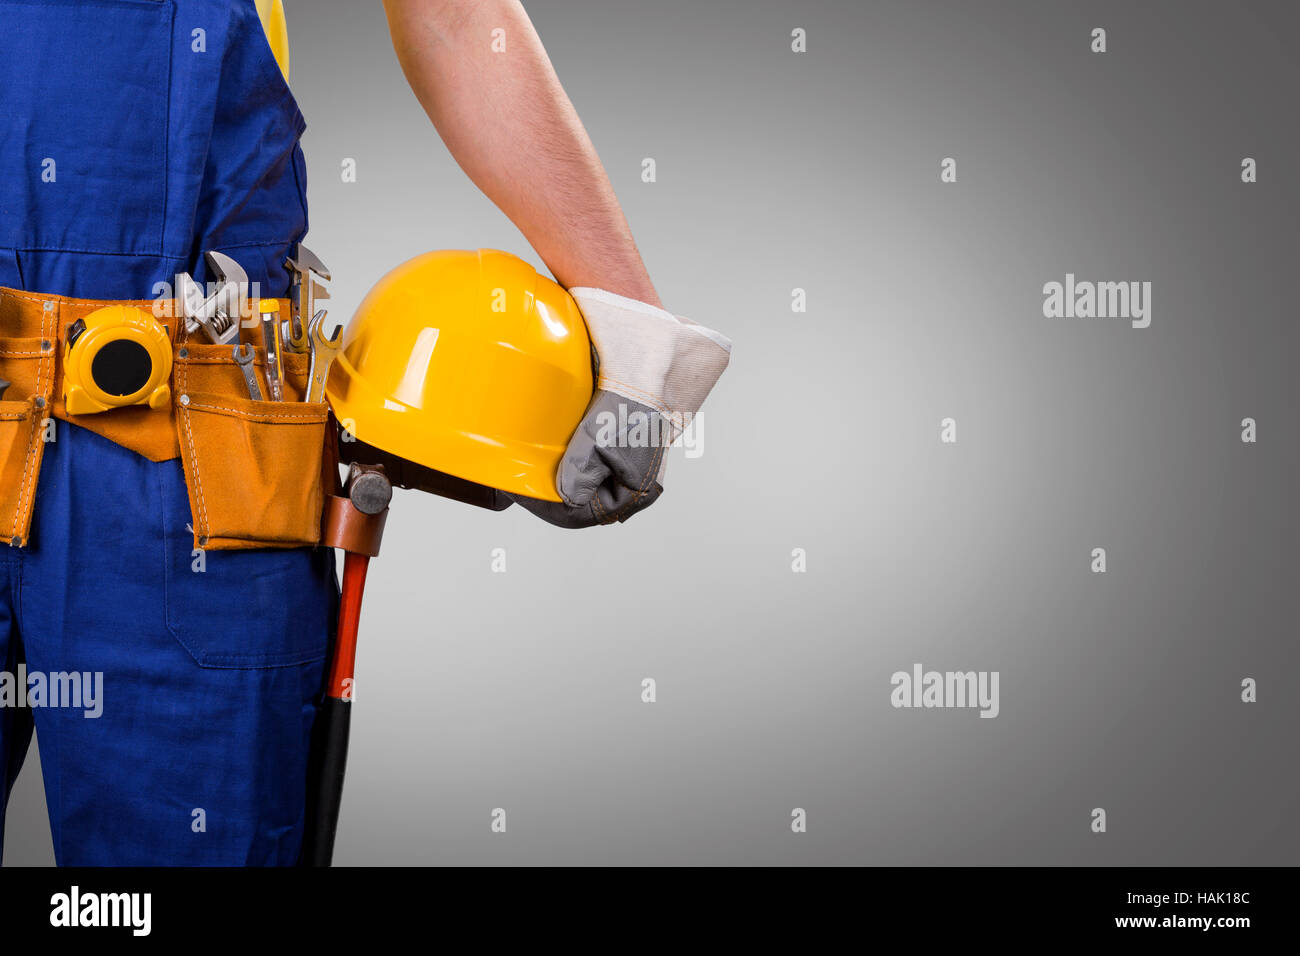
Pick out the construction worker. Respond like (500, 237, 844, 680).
(0, 0, 728, 866)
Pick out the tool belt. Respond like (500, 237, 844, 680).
(0, 286, 334, 551)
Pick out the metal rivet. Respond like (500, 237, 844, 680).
(178, 347, 189, 359)
(33, 397, 45, 409)
(40, 340, 51, 351)
(42, 300, 54, 312)
(198, 536, 208, 547)
(179, 394, 190, 406)
(10, 537, 21, 547)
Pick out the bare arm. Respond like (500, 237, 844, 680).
(382, 0, 661, 307)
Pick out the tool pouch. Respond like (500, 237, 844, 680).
(0, 328, 56, 548)
(0, 394, 44, 547)
(174, 341, 331, 550)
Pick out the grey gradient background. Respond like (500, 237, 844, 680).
(6, 0, 1299, 865)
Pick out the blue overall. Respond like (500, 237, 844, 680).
(0, 0, 336, 864)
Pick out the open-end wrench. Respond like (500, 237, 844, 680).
(305, 310, 341, 404)
(284, 244, 331, 354)
(233, 343, 264, 401)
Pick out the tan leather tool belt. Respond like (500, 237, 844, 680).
(0, 286, 332, 551)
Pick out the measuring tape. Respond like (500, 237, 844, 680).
(63, 306, 172, 416)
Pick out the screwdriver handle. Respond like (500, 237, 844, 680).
(258, 300, 284, 401)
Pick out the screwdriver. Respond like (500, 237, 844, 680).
(258, 299, 284, 401)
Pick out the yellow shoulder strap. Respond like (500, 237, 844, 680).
(255, 0, 291, 83)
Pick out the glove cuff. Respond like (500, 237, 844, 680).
(569, 287, 731, 430)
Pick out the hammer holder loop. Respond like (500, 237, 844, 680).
(322, 494, 388, 556)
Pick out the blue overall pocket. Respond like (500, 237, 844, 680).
(0, 0, 172, 256)
(158, 456, 337, 670)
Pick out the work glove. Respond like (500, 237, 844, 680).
(511, 288, 731, 528)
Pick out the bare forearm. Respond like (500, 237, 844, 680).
(383, 0, 660, 306)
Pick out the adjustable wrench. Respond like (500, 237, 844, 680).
(176, 272, 231, 345)
(177, 251, 250, 345)
(233, 343, 264, 401)
(284, 244, 331, 354)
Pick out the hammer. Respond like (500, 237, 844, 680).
(302, 462, 392, 867)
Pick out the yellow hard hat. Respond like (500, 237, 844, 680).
(325, 249, 594, 502)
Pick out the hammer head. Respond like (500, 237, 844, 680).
(346, 463, 393, 515)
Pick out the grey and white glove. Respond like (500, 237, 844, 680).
(512, 288, 731, 528)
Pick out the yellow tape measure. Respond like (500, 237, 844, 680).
(63, 306, 172, 416)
